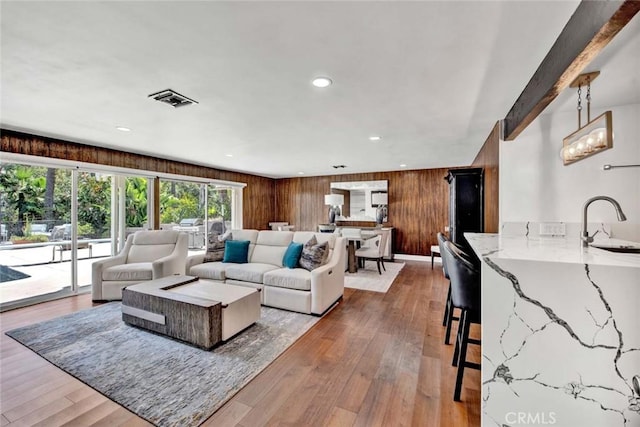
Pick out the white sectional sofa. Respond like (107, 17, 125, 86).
(186, 230, 346, 315)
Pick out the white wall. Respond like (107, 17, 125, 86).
(500, 103, 640, 241)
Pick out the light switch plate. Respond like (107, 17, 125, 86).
(539, 222, 566, 236)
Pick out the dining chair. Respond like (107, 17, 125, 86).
(355, 229, 389, 274)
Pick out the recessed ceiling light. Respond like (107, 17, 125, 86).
(312, 77, 332, 88)
(400, 164, 407, 168)
(298, 171, 305, 175)
(369, 136, 382, 141)
(225, 154, 233, 157)
(116, 126, 131, 132)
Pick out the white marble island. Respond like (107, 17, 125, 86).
(466, 232, 640, 427)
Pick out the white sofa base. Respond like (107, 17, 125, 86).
(263, 286, 312, 315)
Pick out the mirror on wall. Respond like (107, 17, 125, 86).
(330, 180, 388, 222)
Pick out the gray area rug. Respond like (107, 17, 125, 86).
(6, 302, 319, 426)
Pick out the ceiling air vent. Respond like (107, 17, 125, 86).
(332, 165, 347, 169)
(148, 89, 198, 108)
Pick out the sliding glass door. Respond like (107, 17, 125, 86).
(0, 163, 73, 306)
(0, 162, 153, 309)
(0, 155, 244, 310)
(76, 171, 113, 288)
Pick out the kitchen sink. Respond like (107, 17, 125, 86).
(591, 244, 640, 254)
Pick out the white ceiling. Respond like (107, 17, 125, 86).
(3, 0, 624, 179)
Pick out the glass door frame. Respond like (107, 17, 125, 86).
(0, 152, 246, 309)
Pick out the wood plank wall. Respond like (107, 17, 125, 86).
(471, 121, 500, 233)
(275, 169, 451, 256)
(0, 130, 274, 230)
(1, 129, 494, 256)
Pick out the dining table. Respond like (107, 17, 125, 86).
(344, 232, 377, 273)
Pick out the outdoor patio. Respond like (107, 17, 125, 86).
(0, 242, 203, 306)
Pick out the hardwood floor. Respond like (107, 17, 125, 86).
(0, 261, 480, 426)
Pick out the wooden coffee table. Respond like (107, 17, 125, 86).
(122, 275, 260, 349)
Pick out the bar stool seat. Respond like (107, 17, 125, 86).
(441, 239, 481, 402)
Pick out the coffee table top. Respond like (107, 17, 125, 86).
(167, 279, 257, 304)
(125, 275, 258, 307)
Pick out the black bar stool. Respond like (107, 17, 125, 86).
(441, 240, 481, 402)
(437, 233, 458, 345)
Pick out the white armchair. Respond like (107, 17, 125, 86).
(91, 230, 188, 301)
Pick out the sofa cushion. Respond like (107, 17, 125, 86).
(230, 229, 259, 243)
(225, 263, 279, 284)
(256, 230, 294, 246)
(128, 244, 176, 264)
(132, 230, 180, 245)
(189, 262, 227, 281)
(103, 262, 153, 281)
(263, 268, 312, 291)
(282, 242, 304, 268)
(250, 244, 288, 267)
(223, 240, 251, 263)
(299, 236, 329, 271)
(249, 231, 293, 266)
(204, 231, 232, 263)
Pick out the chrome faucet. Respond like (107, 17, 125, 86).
(581, 196, 627, 247)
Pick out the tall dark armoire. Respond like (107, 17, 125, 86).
(445, 168, 484, 250)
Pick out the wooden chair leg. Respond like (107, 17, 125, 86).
(380, 257, 386, 271)
(454, 311, 471, 401)
(376, 259, 381, 274)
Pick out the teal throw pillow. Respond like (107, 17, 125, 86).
(282, 242, 304, 269)
(223, 240, 250, 263)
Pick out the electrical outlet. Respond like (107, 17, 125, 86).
(539, 222, 566, 236)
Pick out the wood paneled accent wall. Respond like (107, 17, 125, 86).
(0, 130, 275, 230)
(472, 121, 500, 233)
(275, 169, 451, 256)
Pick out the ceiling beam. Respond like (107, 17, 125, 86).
(502, 0, 640, 141)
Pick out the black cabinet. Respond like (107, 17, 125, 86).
(446, 168, 483, 248)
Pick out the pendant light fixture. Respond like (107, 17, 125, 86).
(560, 71, 613, 165)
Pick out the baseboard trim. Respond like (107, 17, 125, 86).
(395, 254, 441, 263)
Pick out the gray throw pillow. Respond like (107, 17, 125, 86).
(204, 231, 232, 263)
(299, 236, 329, 271)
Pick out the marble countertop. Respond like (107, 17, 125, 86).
(465, 233, 640, 268)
